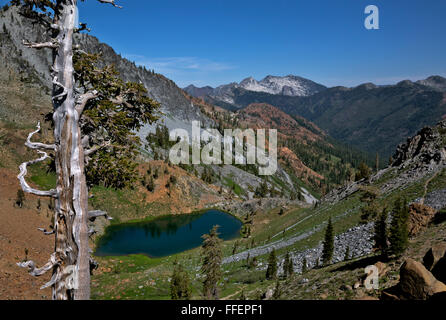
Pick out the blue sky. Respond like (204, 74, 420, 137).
(4, 0, 446, 88)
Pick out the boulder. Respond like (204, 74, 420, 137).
(374, 261, 390, 277)
(423, 242, 446, 283)
(340, 284, 353, 291)
(423, 242, 446, 271)
(399, 258, 446, 299)
(263, 288, 274, 300)
(381, 287, 401, 301)
(408, 203, 437, 237)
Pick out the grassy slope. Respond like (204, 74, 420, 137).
(90, 163, 446, 300)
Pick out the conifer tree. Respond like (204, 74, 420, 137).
(283, 252, 290, 278)
(266, 249, 278, 280)
(344, 247, 350, 261)
(286, 253, 294, 277)
(272, 280, 282, 300)
(170, 261, 192, 300)
(374, 208, 388, 257)
(201, 226, 223, 300)
(301, 257, 308, 273)
(355, 162, 371, 181)
(389, 198, 409, 257)
(322, 217, 334, 266)
(360, 187, 380, 222)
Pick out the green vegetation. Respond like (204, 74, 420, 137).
(201, 226, 223, 300)
(359, 186, 380, 222)
(223, 176, 244, 196)
(322, 217, 334, 266)
(389, 197, 409, 257)
(73, 52, 160, 189)
(283, 252, 294, 278)
(170, 261, 192, 300)
(266, 249, 278, 280)
(373, 208, 388, 257)
(356, 161, 371, 181)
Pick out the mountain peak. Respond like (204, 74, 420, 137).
(416, 75, 446, 92)
(237, 74, 326, 97)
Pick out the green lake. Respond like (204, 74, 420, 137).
(95, 209, 242, 258)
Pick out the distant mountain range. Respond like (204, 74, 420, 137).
(185, 75, 446, 157)
(184, 75, 326, 106)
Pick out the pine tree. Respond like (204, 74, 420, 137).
(232, 241, 239, 255)
(322, 217, 334, 266)
(272, 280, 282, 300)
(283, 252, 291, 278)
(266, 249, 278, 280)
(389, 198, 409, 257)
(360, 187, 380, 222)
(201, 226, 223, 300)
(374, 208, 388, 257)
(170, 261, 192, 300)
(286, 253, 294, 277)
(355, 162, 371, 181)
(344, 247, 350, 261)
(301, 257, 308, 273)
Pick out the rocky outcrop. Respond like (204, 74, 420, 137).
(392, 121, 446, 167)
(399, 258, 446, 300)
(382, 249, 446, 301)
(423, 243, 446, 283)
(408, 203, 438, 238)
(422, 188, 446, 211)
(325, 120, 446, 206)
(0, 6, 212, 135)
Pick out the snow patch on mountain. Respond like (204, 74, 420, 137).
(239, 75, 325, 97)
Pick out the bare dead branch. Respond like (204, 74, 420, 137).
(88, 210, 113, 222)
(84, 141, 111, 156)
(90, 258, 99, 273)
(52, 76, 68, 101)
(41, 272, 60, 290)
(17, 253, 59, 277)
(97, 0, 123, 8)
(25, 122, 56, 151)
(18, 126, 58, 198)
(22, 39, 59, 49)
(75, 23, 91, 33)
(76, 90, 98, 114)
(38, 228, 55, 236)
(88, 228, 96, 237)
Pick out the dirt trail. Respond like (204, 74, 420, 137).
(0, 168, 52, 300)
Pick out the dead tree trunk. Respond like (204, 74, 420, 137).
(17, 0, 121, 300)
(51, 2, 90, 300)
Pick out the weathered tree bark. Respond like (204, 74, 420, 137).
(17, 0, 89, 300)
(17, 0, 126, 300)
(50, 0, 90, 300)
